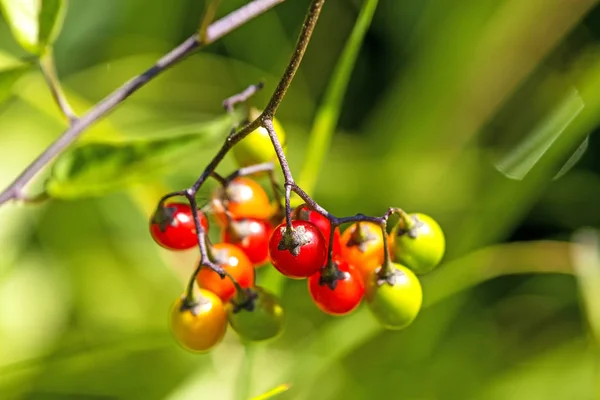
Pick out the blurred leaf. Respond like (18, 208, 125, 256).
(495, 87, 585, 180)
(0, 0, 66, 55)
(454, 51, 600, 255)
(45, 117, 233, 199)
(297, 0, 379, 195)
(0, 63, 32, 104)
(554, 136, 589, 180)
(423, 240, 575, 306)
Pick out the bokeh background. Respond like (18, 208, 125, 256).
(1, 0, 600, 398)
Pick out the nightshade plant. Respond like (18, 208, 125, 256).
(2, 0, 600, 397)
(0, 0, 446, 353)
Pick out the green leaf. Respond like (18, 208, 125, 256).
(45, 118, 232, 199)
(0, 0, 66, 55)
(494, 87, 585, 180)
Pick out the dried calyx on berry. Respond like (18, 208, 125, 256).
(152, 203, 177, 232)
(318, 259, 347, 290)
(345, 222, 379, 252)
(391, 212, 445, 275)
(277, 223, 313, 256)
(269, 220, 327, 279)
(226, 287, 285, 342)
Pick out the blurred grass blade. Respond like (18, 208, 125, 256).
(250, 383, 290, 400)
(297, 0, 379, 195)
(571, 228, 600, 342)
(571, 228, 600, 398)
(45, 117, 233, 199)
(0, 0, 67, 55)
(495, 87, 585, 180)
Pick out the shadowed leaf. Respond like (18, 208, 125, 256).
(45, 117, 233, 199)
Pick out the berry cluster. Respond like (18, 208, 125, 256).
(149, 116, 445, 353)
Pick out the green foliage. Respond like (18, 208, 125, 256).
(494, 88, 585, 180)
(0, 0, 66, 55)
(0, 0, 599, 399)
(45, 117, 233, 198)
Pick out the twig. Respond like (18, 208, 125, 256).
(262, 0, 324, 117)
(189, 0, 326, 195)
(223, 82, 264, 112)
(0, 0, 286, 206)
(157, 0, 327, 281)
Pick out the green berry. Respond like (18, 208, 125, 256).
(226, 286, 285, 341)
(365, 263, 422, 330)
(392, 213, 445, 275)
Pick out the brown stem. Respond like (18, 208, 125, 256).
(188, 0, 326, 202)
(223, 82, 264, 113)
(262, 0, 326, 117)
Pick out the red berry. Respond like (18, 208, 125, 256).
(293, 204, 341, 255)
(308, 259, 364, 315)
(197, 243, 255, 302)
(268, 220, 327, 279)
(223, 218, 273, 266)
(150, 202, 209, 250)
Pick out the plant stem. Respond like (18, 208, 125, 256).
(173, 0, 326, 278)
(187, 0, 327, 222)
(0, 0, 287, 206)
(263, 119, 294, 230)
(379, 222, 393, 277)
(225, 162, 275, 183)
(262, 0, 326, 117)
(223, 82, 264, 112)
(39, 47, 77, 125)
(199, 0, 223, 42)
(327, 219, 337, 263)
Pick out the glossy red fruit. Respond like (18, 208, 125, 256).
(150, 202, 209, 250)
(223, 217, 273, 266)
(268, 220, 327, 279)
(308, 259, 364, 315)
(293, 204, 341, 255)
(197, 243, 255, 302)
